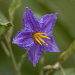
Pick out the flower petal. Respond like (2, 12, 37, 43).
(22, 7, 41, 32)
(18, 38, 34, 49)
(12, 28, 34, 49)
(27, 41, 44, 67)
(43, 35, 60, 52)
(41, 13, 58, 36)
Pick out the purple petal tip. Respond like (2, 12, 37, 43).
(26, 7, 28, 9)
(12, 41, 16, 44)
(55, 13, 58, 15)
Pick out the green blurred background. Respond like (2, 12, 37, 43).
(0, 0, 75, 75)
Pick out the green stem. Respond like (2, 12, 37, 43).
(59, 40, 75, 63)
(8, 44, 19, 73)
(45, 70, 53, 75)
(59, 64, 66, 75)
(45, 70, 50, 75)
(0, 40, 10, 57)
(39, 56, 44, 75)
(40, 69, 44, 75)
(3, 34, 21, 75)
(18, 51, 27, 70)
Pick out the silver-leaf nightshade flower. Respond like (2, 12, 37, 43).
(12, 7, 60, 67)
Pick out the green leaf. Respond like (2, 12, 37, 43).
(9, 0, 21, 22)
(0, 11, 13, 37)
(53, 68, 75, 75)
(0, 23, 13, 35)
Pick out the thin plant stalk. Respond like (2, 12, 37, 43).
(18, 51, 27, 70)
(59, 64, 66, 75)
(40, 69, 44, 75)
(0, 40, 10, 57)
(3, 34, 21, 75)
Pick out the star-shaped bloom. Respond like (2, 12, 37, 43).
(12, 7, 60, 67)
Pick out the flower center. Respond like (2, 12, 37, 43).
(32, 32, 51, 46)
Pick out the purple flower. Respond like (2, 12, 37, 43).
(12, 7, 60, 67)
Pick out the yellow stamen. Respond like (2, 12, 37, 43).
(38, 37, 44, 43)
(39, 35, 51, 39)
(38, 37, 48, 46)
(44, 43, 48, 46)
(35, 38, 42, 45)
(32, 32, 50, 46)
(34, 33, 46, 36)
